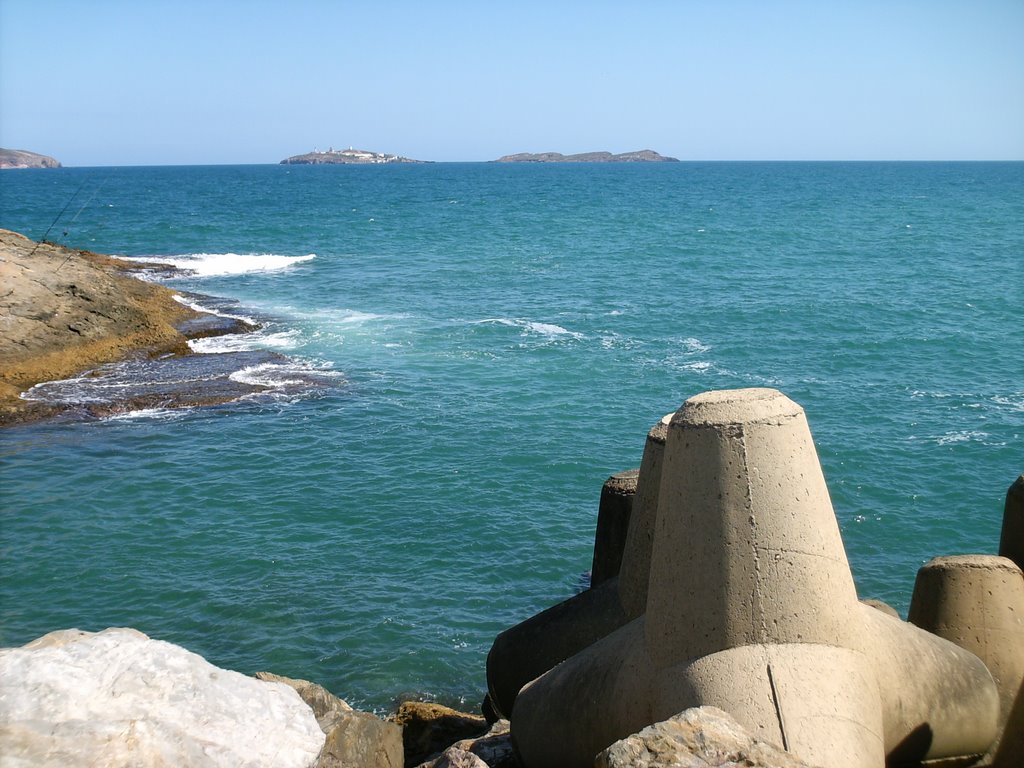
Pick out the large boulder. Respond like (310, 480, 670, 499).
(0, 627, 325, 768)
(594, 706, 819, 768)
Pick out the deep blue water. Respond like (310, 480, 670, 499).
(1, 162, 1021, 710)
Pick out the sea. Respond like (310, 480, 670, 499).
(1, 162, 1021, 711)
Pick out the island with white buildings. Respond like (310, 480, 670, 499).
(280, 147, 425, 165)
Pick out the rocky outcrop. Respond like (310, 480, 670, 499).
(0, 628, 326, 768)
(0, 229, 260, 425)
(495, 150, 678, 163)
(0, 148, 61, 169)
(595, 707, 819, 768)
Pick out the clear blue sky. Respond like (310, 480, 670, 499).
(2, 0, 1022, 165)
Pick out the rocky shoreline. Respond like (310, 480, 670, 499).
(0, 230, 257, 426)
(0, 148, 62, 169)
(494, 150, 678, 163)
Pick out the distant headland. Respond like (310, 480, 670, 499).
(0, 148, 61, 169)
(495, 149, 679, 163)
(280, 147, 426, 165)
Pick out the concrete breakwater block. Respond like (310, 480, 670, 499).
(0, 627, 326, 768)
(486, 414, 671, 718)
(1001, 475, 1024, 570)
(506, 388, 1003, 768)
(909, 555, 1024, 766)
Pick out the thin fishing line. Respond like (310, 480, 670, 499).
(54, 178, 111, 273)
(25, 176, 90, 261)
(59, 177, 107, 241)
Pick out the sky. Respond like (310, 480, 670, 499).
(1, 0, 1022, 165)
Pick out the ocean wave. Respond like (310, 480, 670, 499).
(934, 430, 1004, 447)
(680, 337, 711, 354)
(230, 360, 344, 390)
(173, 294, 257, 325)
(319, 308, 402, 324)
(103, 407, 189, 422)
(473, 318, 584, 340)
(188, 329, 302, 354)
(128, 252, 316, 277)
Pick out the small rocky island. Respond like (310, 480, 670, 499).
(495, 149, 678, 163)
(0, 148, 62, 169)
(281, 147, 425, 165)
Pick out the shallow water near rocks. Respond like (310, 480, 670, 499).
(1, 162, 1021, 710)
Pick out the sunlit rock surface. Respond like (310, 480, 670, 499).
(0, 627, 325, 768)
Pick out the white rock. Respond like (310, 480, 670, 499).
(0, 627, 325, 768)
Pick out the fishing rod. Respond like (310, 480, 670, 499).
(26, 175, 90, 260)
(54, 177, 108, 273)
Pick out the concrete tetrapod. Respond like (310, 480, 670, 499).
(590, 469, 639, 588)
(510, 389, 999, 768)
(908, 555, 1024, 767)
(1001, 475, 1024, 570)
(485, 415, 670, 719)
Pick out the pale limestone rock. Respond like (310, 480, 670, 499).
(0, 627, 325, 768)
(594, 706, 819, 768)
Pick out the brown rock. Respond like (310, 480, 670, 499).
(254, 671, 353, 732)
(594, 706, 820, 768)
(317, 709, 404, 768)
(394, 701, 488, 766)
(255, 672, 402, 768)
(0, 229, 200, 424)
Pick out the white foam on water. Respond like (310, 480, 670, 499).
(229, 360, 344, 390)
(524, 321, 583, 339)
(992, 394, 1024, 412)
(936, 430, 991, 446)
(473, 318, 583, 340)
(172, 294, 257, 324)
(681, 360, 714, 373)
(103, 407, 188, 422)
(188, 329, 302, 354)
(680, 337, 711, 354)
(129, 252, 316, 277)
(299, 307, 406, 325)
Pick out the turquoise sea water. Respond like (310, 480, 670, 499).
(1, 162, 1021, 710)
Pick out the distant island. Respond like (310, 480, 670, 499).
(280, 147, 425, 165)
(495, 149, 678, 163)
(0, 148, 61, 169)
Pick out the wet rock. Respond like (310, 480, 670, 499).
(594, 706, 819, 768)
(0, 627, 325, 768)
(395, 701, 489, 766)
